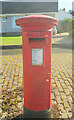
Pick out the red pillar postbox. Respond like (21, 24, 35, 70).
(15, 15, 58, 118)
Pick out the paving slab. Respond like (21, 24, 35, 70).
(0, 48, 72, 119)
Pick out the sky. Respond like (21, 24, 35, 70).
(58, 0, 73, 11)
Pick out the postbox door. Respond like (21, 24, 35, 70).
(25, 36, 51, 111)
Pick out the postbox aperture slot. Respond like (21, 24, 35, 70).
(32, 48, 43, 66)
(29, 38, 45, 42)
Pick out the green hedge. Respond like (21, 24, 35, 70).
(61, 18, 72, 33)
(61, 18, 74, 37)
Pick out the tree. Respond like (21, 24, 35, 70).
(70, 10, 74, 16)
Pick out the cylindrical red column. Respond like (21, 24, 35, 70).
(15, 15, 58, 118)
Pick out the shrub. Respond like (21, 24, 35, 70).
(61, 18, 72, 33)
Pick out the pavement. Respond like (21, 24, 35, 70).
(0, 47, 73, 119)
(51, 52, 72, 118)
(52, 32, 72, 45)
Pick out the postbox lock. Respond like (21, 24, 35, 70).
(46, 79, 49, 82)
(48, 73, 51, 76)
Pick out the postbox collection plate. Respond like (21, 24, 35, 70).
(32, 48, 43, 66)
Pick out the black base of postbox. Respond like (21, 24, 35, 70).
(23, 107, 51, 118)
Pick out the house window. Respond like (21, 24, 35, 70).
(2, 17, 6, 22)
(12, 16, 24, 28)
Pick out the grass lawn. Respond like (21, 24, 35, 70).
(0, 35, 22, 45)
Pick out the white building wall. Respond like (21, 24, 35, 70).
(1, 12, 58, 34)
(2, 16, 21, 33)
(72, 1, 74, 11)
(0, 17, 2, 34)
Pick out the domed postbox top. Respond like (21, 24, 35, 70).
(15, 15, 58, 31)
